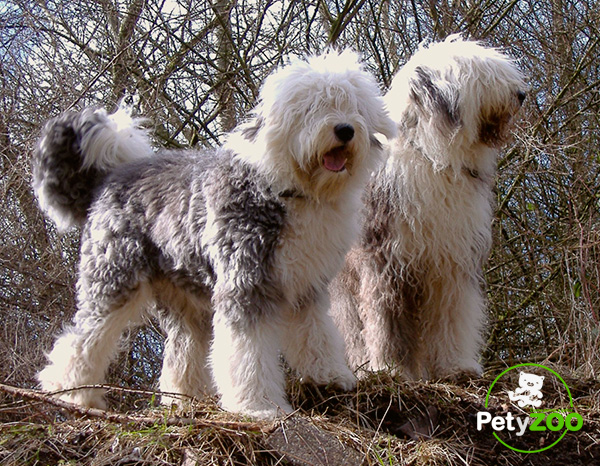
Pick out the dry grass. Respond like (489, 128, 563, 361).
(0, 368, 598, 466)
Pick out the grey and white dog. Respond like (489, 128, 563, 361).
(33, 50, 397, 418)
(330, 36, 527, 380)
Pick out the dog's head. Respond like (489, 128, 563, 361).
(229, 50, 396, 200)
(386, 35, 527, 170)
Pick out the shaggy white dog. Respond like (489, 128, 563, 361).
(330, 36, 527, 379)
(33, 50, 397, 418)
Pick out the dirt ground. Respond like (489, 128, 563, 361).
(0, 370, 598, 465)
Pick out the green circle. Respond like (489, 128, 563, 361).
(484, 363, 576, 453)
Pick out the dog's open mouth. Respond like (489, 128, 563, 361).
(322, 146, 348, 172)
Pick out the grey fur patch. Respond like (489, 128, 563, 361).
(361, 179, 395, 251)
(240, 116, 265, 142)
(410, 66, 461, 129)
(369, 135, 383, 151)
(359, 180, 423, 373)
(61, 142, 287, 328)
(32, 111, 105, 227)
(203, 153, 287, 325)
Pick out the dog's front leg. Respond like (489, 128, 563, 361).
(421, 275, 485, 379)
(209, 296, 292, 419)
(281, 290, 356, 390)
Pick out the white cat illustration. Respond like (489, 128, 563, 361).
(507, 372, 544, 408)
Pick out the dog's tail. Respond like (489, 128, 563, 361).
(32, 106, 153, 231)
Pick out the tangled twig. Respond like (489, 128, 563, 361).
(0, 383, 274, 433)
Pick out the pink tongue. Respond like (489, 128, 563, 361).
(323, 148, 347, 172)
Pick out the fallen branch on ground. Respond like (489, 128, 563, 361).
(0, 382, 274, 433)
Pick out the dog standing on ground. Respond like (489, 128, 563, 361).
(33, 50, 397, 418)
(330, 36, 527, 379)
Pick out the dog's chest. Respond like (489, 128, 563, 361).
(274, 200, 358, 300)
(386, 165, 493, 272)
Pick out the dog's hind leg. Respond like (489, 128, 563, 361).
(155, 283, 215, 406)
(282, 291, 357, 390)
(38, 219, 153, 408)
(37, 282, 152, 408)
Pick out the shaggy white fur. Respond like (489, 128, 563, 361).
(33, 50, 396, 418)
(330, 35, 527, 380)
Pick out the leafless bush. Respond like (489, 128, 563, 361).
(0, 0, 598, 393)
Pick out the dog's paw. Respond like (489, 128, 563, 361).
(38, 365, 107, 409)
(244, 405, 293, 420)
(302, 364, 357, 391)
(219, 395, 293, 420)
(330, 367, 357, 391)
(436, 362, 483, 384)
(68, 389, 108, 410)
(37, 365, 64, 393)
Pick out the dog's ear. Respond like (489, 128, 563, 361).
(372, 106, 398, 140)
(240, 116, 264, 142)
(410, 66, 461, 131)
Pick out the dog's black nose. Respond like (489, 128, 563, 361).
(517, 90, 526, 105)
(334, 123, 354, 143)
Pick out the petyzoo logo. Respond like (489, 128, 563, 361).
(477, 363, 583, 453)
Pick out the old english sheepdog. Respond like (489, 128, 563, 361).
(33, 50, 397, 418)
(330, 36, 527, 380)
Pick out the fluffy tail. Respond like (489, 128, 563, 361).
(32, 106, 153, 231)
